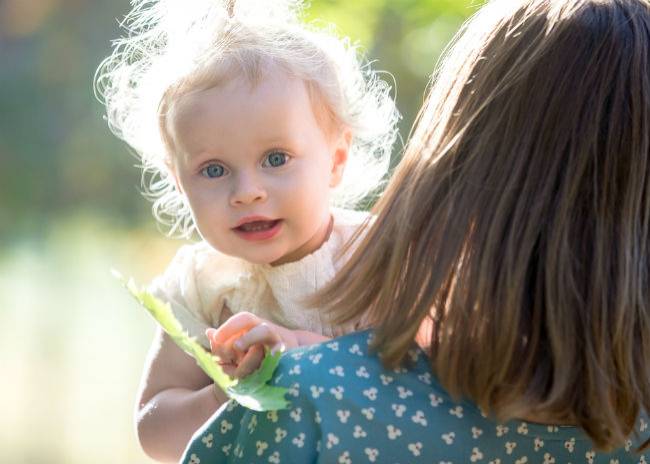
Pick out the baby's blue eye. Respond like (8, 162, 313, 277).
(201, 163, 225, 178)
(263, 151, 289, 168)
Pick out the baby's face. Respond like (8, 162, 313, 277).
(167, 70, 348, 265)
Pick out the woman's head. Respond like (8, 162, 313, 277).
(95, 0, 399, 238)
(321, 0, 650, 450)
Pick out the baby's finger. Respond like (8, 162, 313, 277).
(233, 344, 265, 378)
(218, 361, 238, 378)
(206, 328, 239, 365)
(211, 312, 262, 345)
(233, 323, 284, 353)
(206, 328, 219, 352)
(206, 327, 228, 355)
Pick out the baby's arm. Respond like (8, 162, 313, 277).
(207, 312, 330, 378)
(135, 327, 227, 463)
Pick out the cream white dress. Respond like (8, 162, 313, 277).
(149, 209, 369, 348)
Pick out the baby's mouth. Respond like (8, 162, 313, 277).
(234, 219, 282, 232)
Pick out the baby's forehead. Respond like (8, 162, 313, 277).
(164, 70, 338, 154)
(165, 69, 339, 150)
(173, 67, 296, 112)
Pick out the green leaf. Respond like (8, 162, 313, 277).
(114, 270, 289, 411)
(228, 350, 289, 411)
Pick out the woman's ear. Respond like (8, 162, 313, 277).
(329, 128, 351, 188)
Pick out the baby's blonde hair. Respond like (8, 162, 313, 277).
(95, 0, 399, 236)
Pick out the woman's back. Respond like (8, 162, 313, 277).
(183, 332, 649, 463)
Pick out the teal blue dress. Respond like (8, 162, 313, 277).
(181, 331, 649, 463)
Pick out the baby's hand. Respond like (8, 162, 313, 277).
(206, 312, 299, 379)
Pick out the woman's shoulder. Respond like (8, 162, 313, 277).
(272, 331, 446, 401)
(275, 331, 378, 369)
(270, 331, 455, 425)
(270, 332, 650, 464)
(276, 330, 424, 369)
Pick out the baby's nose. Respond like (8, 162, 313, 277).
(229, 175, 267, 206)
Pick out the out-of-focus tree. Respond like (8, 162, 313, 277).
(308, 0, 478, 144)
(0, 0, 142, 239)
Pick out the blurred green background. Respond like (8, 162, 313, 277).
(0, 0, 478, 462)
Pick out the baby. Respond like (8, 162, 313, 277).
(95, 0, 399, 460)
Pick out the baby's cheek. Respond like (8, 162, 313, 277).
(292, 176, 330, 211)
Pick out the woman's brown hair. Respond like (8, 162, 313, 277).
(318, 0, 650, 451)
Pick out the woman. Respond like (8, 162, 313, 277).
(182, 0, 650, 461)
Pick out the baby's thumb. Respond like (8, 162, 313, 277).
(205, 328, 218, 352)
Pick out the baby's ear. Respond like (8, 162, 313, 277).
(165, 157, 184, 194)
(172, 173, 184, 194)
(329, 128, 351, 188)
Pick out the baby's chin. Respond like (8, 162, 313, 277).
(231, 248, 294, 267)
(198, 235, 285, 265)
(231, 240, 311, 266)
(204, 234, 313, 266)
